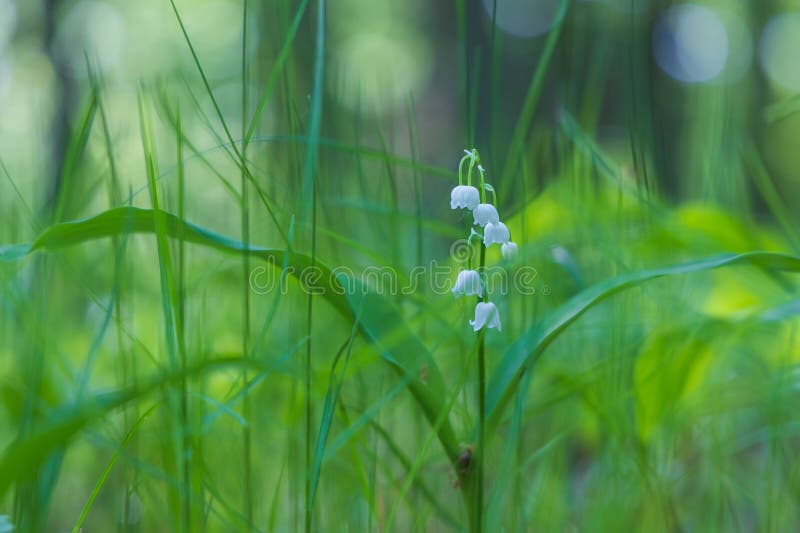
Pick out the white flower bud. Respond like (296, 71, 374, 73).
(472, 203, 499, 227)
(469, 301, 501, 331)
(501, 241, 518, 260)
(450, 185, 481, 210)
(452, 269, 483, 298)
(483, 221, 510, 247)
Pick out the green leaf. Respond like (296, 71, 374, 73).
(486, 252, 800, 422)
(341, 283, 460, 462)
(72, 403, 160, 532)
(1, 206, 350, 318)
(0, 207, 461, 471)
(0, 358, 272, 500)
(309, 313, 359, 510)
(0, 243, 31, 262)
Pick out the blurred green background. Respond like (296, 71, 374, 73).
(1, 0, 800, 531)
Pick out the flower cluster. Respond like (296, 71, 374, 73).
(450, 149, 518, 332)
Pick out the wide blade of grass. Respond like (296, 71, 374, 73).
(0, 206, 461, 462)
(486, 252, 800, 422)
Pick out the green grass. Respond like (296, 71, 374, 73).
(2, 0, 800, 531)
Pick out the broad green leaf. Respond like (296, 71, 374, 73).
(342, 285, 460, 461)
(0, 206, 350, 318)
(486, 252, 800, 422)
(633, 326, 713, 441)
(0, 207, 461, 472)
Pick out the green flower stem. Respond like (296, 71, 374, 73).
(478, 166, 487, 204)
(458, 152, 471, 185)
(475, 212, 488, 533)
(466, 150, 477, 186)
(473, 150, 488, 532)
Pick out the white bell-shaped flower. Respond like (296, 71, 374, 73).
(472, 203, 499, 227)
(470, 301, 501, 331)
(450, 185, 480, 210)
(452, 269, 483, 298)
(483, 221, 510, 247)
(501, 241, 518, 260)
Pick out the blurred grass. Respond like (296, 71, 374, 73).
(1, 0, 800, 532)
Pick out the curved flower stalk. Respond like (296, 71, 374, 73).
(448, 149, 518, 332)
(450, 149, 481, 211)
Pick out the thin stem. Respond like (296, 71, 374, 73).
(176, 102, 191, 533)
(466, 150, 477, 186)
(476, 232, 487, 533)
(240, 1, 254, 530)
(458, 152, 470, 186)
(471, 148, 488, 532)
(478, 166, 486, 204)
(304, 1, 327, 528)
(478, 165, 497, 205)
(305, 192, 316, 533)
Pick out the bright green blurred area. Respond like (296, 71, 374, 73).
(1, 0, 800, 531)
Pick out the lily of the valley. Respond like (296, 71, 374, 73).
(449, 148, 523, 334)
(450, 185, 480, 210)
(501, 241, 518, 260)
(452, 269, 483, 297)
(472, 203, 499, 227)
(483, 221, 510, 247)
(470, 301, 502, 332)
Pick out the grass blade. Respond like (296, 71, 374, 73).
(72, 403, 160, 533)
(486, 252, 800, 422)
(0, 207, 463, 477)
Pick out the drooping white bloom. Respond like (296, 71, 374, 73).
(469, 301, 501, 331)
(450, 185, 481, 210)
(483, 221, 510, 247)
(452, 269, 483, 297)
(472, 203, 499, 227)
(501, 241, 518, 260)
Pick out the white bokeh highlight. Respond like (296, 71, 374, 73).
(54, 1, 126, 77)
(482, 0, 561, 38)
(760, 13, 800, 92)
(653, 4, 729, 84)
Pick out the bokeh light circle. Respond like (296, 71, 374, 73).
(760, 13, 800, 92)
(330, 31, 432, 114)
(653, 4, 729, 83)
(55, 1, 125, 77)
(481, 0, 561, 38)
